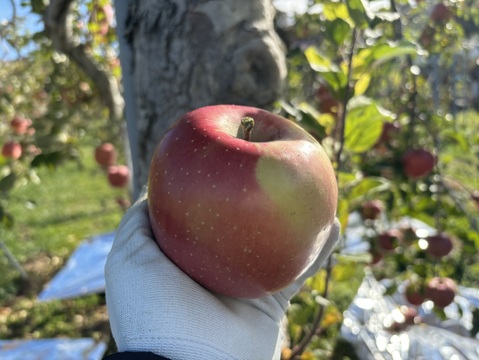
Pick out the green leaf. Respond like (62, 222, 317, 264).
(0, 206, 14, 230)
(344, 98, 392, 153)
(348, 177, 390, 200)
(304, 47, 348, 92)
(347, 0, 373, 29)
(369, 41, 420, 67)
(323, 2, 353, 26)
(304, 47, 337, 73)
(31, 152, 64, 168)
(354, 73, 371, 96)
(0, 173, 17, 192)
(325, 19, 351, 45)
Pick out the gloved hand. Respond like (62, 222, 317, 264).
(105, 191, 340, 360)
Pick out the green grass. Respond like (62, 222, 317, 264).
(0, 143, 127, 353)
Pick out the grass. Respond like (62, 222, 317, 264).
(0, 142, 127, 353)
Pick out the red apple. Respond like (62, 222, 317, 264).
(377, 228, 403, 252)
(147, 105, 338, 298)
(107, 165, 129, 188)
(369, 247, 383, 265)
(405, 283, 426, 306)
(361, 199, 384, 220)
(425, 277, 456, 308)
(377, 121, 400, 144)
(402, 149, 436, 179)
(95, 143, 117, 166)
(431, 3, 452, 23)
(315, 85, 339, 115)
(426, 232, 453, 258)
(2, 142, 22, 160)
(400, 305, 421, 325)
(10, 116, 32, 135)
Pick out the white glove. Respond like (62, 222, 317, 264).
(105, 194, 340, 360)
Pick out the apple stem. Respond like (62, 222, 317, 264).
(241, 117, 254, 142)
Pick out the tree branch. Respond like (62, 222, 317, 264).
(43, 0, 124, 120)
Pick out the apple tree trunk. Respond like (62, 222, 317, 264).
(114, 0, 287, 198)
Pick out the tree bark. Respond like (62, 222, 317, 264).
(117, 0, 287, 196)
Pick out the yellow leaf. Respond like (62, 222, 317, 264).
(354, 73, 371, 96)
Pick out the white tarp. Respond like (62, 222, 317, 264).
(0, 338, 106, 360)
(38, 232, 115, 302)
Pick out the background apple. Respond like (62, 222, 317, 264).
(147, 105, 338, 298)
(404, 283, 426, 306)
(425, 277, 456, 308)
(107, 165, 129, 188)
(10, 115, 32, 135)
(402, 148, 436, 179)
(377, 228, 403, 252)
(426, 232, 453, 258)
(361, 199, 384, 220)
(2, 142, 22, 160)
(95, 142, 117, 166)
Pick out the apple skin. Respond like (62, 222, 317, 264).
(107, 165, 130, 188)
(2, 142, 22, 160)
(425, 277, 456, 308)
(402, 149, 436, 179)
(95, 143, 117, 166)
(147, 105, 338, 298)
(426, 232, 453, 258)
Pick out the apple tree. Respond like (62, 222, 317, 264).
(277, 0, 479, 358)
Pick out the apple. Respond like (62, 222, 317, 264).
(376, 121, 400, 144)
(431, 3, 452, 23)
(405, 283, 426, 306)
(425, 277, 456, 308)
(402, 149, 435, 179)
(2, 142, 22, 160)
(361, 199, 384, 220)
(369, 247, 383, 265)
(107, 165, 129, 188)
(147, 105, 338, 298)
(315, 85, 339, 115)
(10, 116, 32, 135)
(426, 232, 453, 258)
(377, 228, 403, 252)
(400, 305, 421, 325)
(95, 143, 117, 166)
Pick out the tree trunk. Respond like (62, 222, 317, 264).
(115, 0, 287, 198)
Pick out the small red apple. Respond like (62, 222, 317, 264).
(369, 247, 383, 265)
(2, 142, 22, 160)
(147, 105, 338, 298)
(405, 283, 426, 306)
(400, 305, 421, 325)
(10, 116, 32, 135)
(431, 3, 452, 23)
(377, 121, 400, 144)
(426, 232, 453, 258)
(361, 199, 384, 220)
(425, 277, 456, 308)
(402, 149, 436, 179)
(315, 85, 339, 115)
(107, 165, 129, 188)
(95, 143, 117, 167)
(377, 228, 403, 252)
